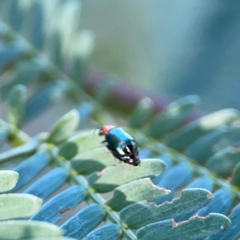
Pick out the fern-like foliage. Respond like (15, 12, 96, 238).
(0, 85, 233, 240)
(0, 1, 240, 240)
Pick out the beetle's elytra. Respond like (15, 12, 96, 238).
(99, 125, 140, 166)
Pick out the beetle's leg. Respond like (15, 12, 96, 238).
(120, 155, 130, 164)
(112, 156, 125, 165)
(101, 140, 108, 146)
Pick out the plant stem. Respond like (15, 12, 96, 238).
(52, 150, 137, 240)
(0, 119, 31, 146)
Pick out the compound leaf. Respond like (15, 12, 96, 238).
(11, 151, 51, 192)
(0, 170, 19, 192)
(0, 193, 42, 220)
(209, 204, 240, 240)
(136, 213, 231, 240)
(24, 168, 68, 199)
(58, 130, 103, 160)
(206, 146, 240, 177)
(22, 238, 75, 240)
(47, 110, 80, 145)
(88, 159, 166, 193)
(128, 97, 154, 129)
(7, 84, 26, 128)
(31, 186, 86, 223)
(120, 188, 212, 229)
(197, 187, 233, 216)
(61, 204, 105, 239)
(0, 221, 63, 240)
(71, 147, 114, 175)
(0, 137, 40, 163)
(185, 126, 240, 164)
(147, 95, 199, 138)
(165, 109, 239, 151)
(230, 162, 240, 186)
(84, 224, 121, 240)
(107, 178, 170, 211)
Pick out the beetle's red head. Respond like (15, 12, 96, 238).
(99, 125, 115, 136)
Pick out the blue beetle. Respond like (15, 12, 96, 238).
(99, 125, 140, 166)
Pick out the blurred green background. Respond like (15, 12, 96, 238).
(1, 0, 240, 112)
(80, 1, 240, 111)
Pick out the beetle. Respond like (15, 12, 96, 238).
(99, 125, 140, 166)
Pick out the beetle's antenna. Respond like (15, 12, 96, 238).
(94, 127, 99, 135)
(93, 124, 102, 136)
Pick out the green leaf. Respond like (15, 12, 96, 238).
(107, 178, 170, 211)
(2, 60, 47, 99)
(0, 42, 26, 72)
(58, 141, 79, 160)
(22, 238, 76, 240)
(206, 146, 240, 177)
(47, 110, 80, 145)
(48, 31, 63, 68)
(71, 30, 95, 84)
(71, 147, 114, 175)
(58, 130, 103, 159)
(230, 162, 240, 186)
(0, 0, 21, 29)
(165, 109, 239, 151)
(71, 55, 87, 85)
(7, 84, 27, 128)
(136, 213, 231, 240)
(187, 177, 214, 192)
(0, 170, 19, 192)
(0, 125, 9, 146)
(94, 74, 118, 104)
(24, 168, 68, 199)
(214, 204, 240, 240)
(61, 204, 105, 239)
(21, 1, 44, 49)
(31, 186, 86, 223)
(24, 83, 60, 121)
(128, 97, 154, 129)
(155, 162, 193, 192)
(0, 193, 42, 220)
(0, 137, 41, 163)
(185, 126, 240, 164)
(0, 221, 63, 240)
(11, 151, 51, 191)
(147, 95, 199, 138)
(84, 224, 122, 240)
(88, 159, 166, 193)
(120, 188, 212, 229)
(197, 187, 233, 216)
